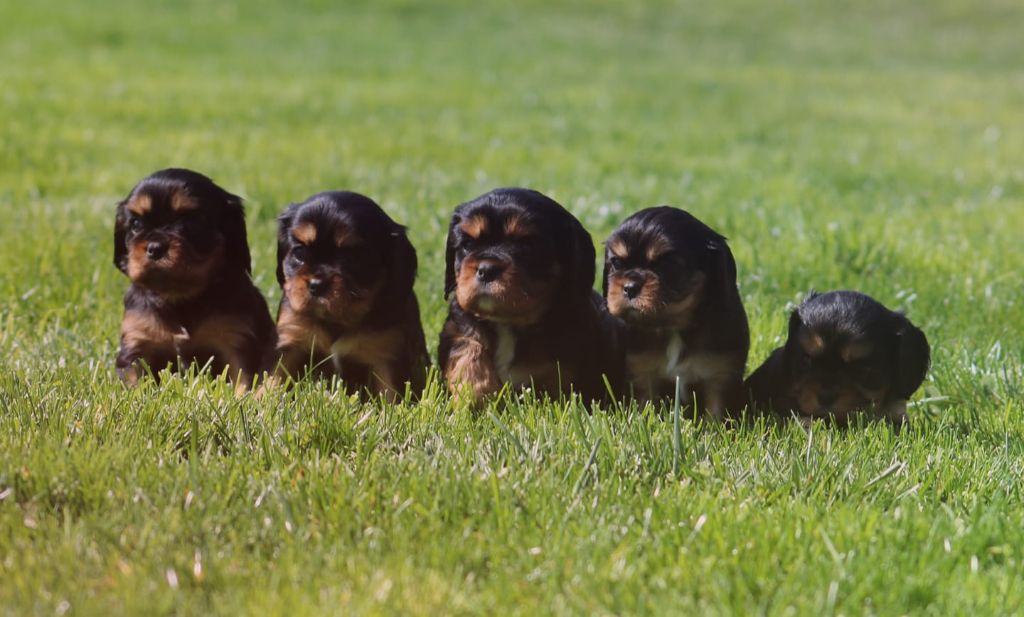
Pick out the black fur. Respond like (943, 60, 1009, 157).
(602, 206, 748, 416)
(439, 188, 623, 403)
(270, 191, 428, 394)
(113, 168, 274, 387)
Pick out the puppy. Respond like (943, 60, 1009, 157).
(269, 191, 428, 398)
(745, 290, 930, 426)
(603, 207, 749, 418)
(438, 188, 623, 404)
(113, 168, 275, 389)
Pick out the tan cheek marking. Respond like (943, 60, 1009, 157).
(455, 257, 482, 309)
(798, 328, 826, 357)
(284, 273, 311, 311)
(127, 242, 149, 279)
(459, 214, 488, 239)
(634, 273, 664, 313)
(170, 191, 198, 212)
(126, 194, 152, 217)
(605, 274, 628, 315)
(292, 222, 317, 245)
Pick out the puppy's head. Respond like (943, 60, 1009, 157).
(276, 192, 416, 328)
(114, 168, 249, 299)
(783, 291, 930, 421)
(603, 206, 734, 328)
(444, 188, 595, 326)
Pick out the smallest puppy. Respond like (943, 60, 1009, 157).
(269, 191, 428, 398)
(745, 290, 930, 426)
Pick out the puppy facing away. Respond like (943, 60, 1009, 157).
(438, 188, 624, 404)
(745, 290, 930, 426)
(269, 191, 428, 398)
(113, 168, 275, 389)
(603, 207, 749, 418)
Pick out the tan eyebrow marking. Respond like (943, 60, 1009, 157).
(842, 340, 874, 363)
(170, 191, 199, 212)
(798, 328, 826, 357)
(126, 194, 152, 217)
(503, 214, 535, 238)
(334, 224, 355, 247)
(459, 214, 488, 239)
(645, 236, 673, 262)
(606, 237, 628, 259)
(292, 222, 317, 244)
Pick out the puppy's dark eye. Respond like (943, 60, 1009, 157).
(291, 246, 309, 262)
(608, 257, 624, 270)
(458, 238, 476, 256)
(128, 217, 143, 232)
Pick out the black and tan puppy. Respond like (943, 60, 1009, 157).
(438, 188, 623, 404)
(745, 291, 930, 426)
(269, 191, 428, 398)
(113, 168, 275, 389)
(603, 207, 749, 418)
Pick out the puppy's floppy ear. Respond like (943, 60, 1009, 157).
(787, 306, 804, 340)
(113, 201, 129, 274)
(276, 204, 299, 287)
(562, 215, 596, 297)
(387, 224, 418, 298)
(781, 308, 806, 372)
(715, 240, 738, 286)
(894, 317, 930, 399)
(220, 191, 252, 276)
(601, 246, 610, 299)
(443, 213, 460, 300)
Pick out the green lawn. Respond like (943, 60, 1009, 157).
(2, 0, 1023, 614)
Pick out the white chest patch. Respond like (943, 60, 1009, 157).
(494, 325, 517, 381)
(330, 336, 355, 372)
(663, 333, 685, 379)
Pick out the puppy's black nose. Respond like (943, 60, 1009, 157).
(145, 241, 167, 260)
(623, 280, 643, 300)
(308, 278, 327, 296)
(476, 262, 503, 283)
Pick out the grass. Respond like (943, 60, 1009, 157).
(1, 0, 1023, 614)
